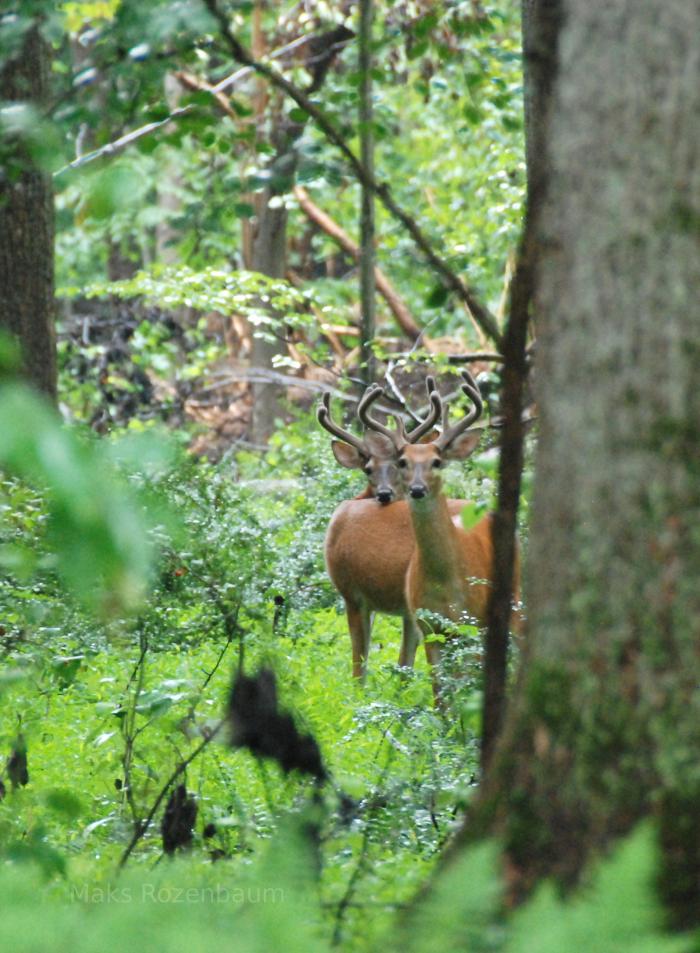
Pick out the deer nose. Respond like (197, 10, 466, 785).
(410, 485, 426, 499)
(376, 488, 393, 504)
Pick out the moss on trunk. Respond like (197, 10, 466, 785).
(0, 23, 56, 400)
(450, 0, 700, 926)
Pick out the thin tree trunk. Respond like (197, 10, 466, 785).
(247, 4, 289, 444)
(465, 0, 700, 925)
(358, 0, 376, 385)
(480, 0, 563, 770)
(250, 185, 291, 442)
(155, 73, 185, 265)
(0, 24, 56, 401)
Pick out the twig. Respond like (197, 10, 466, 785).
(198, 367, 410, 420)
(54, 34, 321, 176)
(201, 603, 241, 692)
(197, 366, 346, 396)
(201, 0, 503, 350)
(117, 721, 223, 869)
(121, 630, 149, 826)
(358, 0, 377, 383)
(391, 350, 505, 365)
(383, 361, 422, 424)
(447, 352, 504, 365)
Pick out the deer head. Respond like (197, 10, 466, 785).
(317, 380, 441, 504)
(361, 371, 484, 500)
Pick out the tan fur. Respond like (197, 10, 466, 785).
(405, 501, 494, 625)
(324, 496, 470, 677)
(398, 438, 521, 698)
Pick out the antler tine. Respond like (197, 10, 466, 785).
(356, 382, 383, 420)
(435, 370, 484, 450)
(392, 414, 408, 442)
(356, 384, 400, 446)
(458, 369, 484, 428)
(317, 391, 367, 454)
(406, 380, 442, 443)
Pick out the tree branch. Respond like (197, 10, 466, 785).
(293, 186, 421, 340)
(201, 0, 503, 350)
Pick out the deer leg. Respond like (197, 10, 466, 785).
(398, 614, 421, 669)
(423, 636, 444, 707)
(347, 601, 372, 679)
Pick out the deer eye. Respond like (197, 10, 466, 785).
(398, 458, 408, 468)
(363, 464, 373, 475)
(432, 459, 442, 469)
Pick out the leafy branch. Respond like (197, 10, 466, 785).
(200, 0, 503, 350)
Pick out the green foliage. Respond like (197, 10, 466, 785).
(0, 357, 175, 614)
(0, 401, 495, 949)
(0, 799, 692, 953)
(507, 826, 691, 953)
(79, 264, 321, 349)
(47, 0, 524, 344)
(1, 376, 680, 952)
(5, 4, 678, 952)
(0, 817, 326, 953)
(394, 825, 693, 953)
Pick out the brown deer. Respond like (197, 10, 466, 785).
(319, 383, 469, 678)
(361, 372, 520, 693)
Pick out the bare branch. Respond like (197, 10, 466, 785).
(294, 186, 421, 341)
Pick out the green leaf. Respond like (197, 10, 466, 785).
(0, 378, 171, 615)
(425, 284, 450, 308)
(393, 840, 501, 952)
(407, 39, 429, 61)
(85, 164, 143, 220)
(462, 102, 483, 125)
(44, 789, 84, 820)
(233, 202, 255, 218)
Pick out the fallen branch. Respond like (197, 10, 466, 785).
(294, 186, 421, 341)
(390, 350, 505, 364)
(199, 366, 344, 396)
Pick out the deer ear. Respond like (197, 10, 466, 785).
(442, 430, 482, 461)
(364, 431, 394, 457)
(331, 440, 365, 469)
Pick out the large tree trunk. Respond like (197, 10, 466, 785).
(0, 24, 56, 400)
(464, 0, 700, 927)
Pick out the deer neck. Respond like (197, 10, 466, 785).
(408, 490, 460, 582)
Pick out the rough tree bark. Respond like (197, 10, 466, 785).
(463, 0, 700, 927)
(0, 23, 56, 400)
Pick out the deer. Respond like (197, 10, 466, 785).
(361, 372, 521, 694)
(319, 382, 470, 678)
